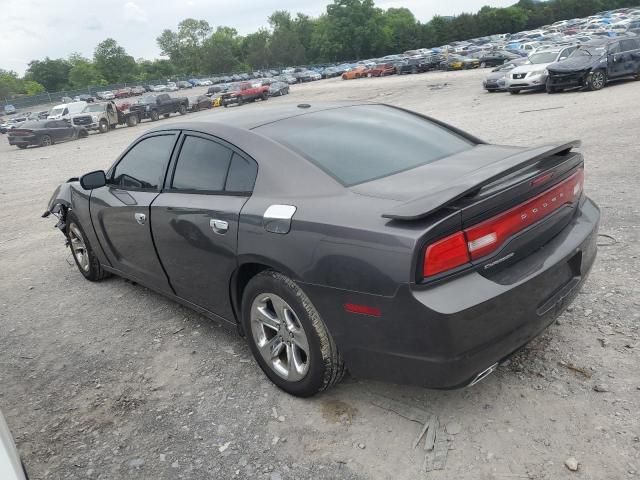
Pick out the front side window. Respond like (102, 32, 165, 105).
(172, 136, 233, 191)
(111, 135, 176, 190)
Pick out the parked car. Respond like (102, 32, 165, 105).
(365, 63, 396, 77)
(0, 118, 25, 134)
(478, 51, 521, 68)
(44, 103, 599, 397)
(73, 94, 95, 103)
(190, 95, 213, 111)
(268, 82, 290, 97)
(482, 59, 527, 92)
(506, 46, 577, 94)
(129, 94, 189, 121)
(96, 91, 115, 100)
(342, 66, 367, 80)
(8, 119, 87, 148)
(177, 81, 193, 89)
(221, 82, 269, 107)
(151, 85, 167, 92)
(131, 86, 146, 95)
(3, 104, 16, 115)
(546, 38, 640, 92)
(71, 101, 140, 133)
(395, 58, 431, 74)
(0, 409, 28, 480)
(47, 101, 87, 120)
(114, 87, 132, 99)
(166, 82, 179, 92)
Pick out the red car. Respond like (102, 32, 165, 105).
(365, 63, 396, 77)
(114, 87, 132, 99)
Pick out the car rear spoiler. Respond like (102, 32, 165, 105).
(382, 140, 581, 221)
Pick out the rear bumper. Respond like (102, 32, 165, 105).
(303, 197, 599, 389)
(8, 136, 37, 146)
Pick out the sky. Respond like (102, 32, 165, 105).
(1, 0, 516, 74)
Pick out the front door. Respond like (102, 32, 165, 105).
(90, 132, 178, 294)
(151, 132, 258, 319)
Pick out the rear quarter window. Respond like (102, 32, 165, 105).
(255, 105, 474, 186)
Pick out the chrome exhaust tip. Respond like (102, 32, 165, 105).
(468, 362, 499, 387)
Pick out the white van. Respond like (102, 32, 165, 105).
(47, 101, 87, 120)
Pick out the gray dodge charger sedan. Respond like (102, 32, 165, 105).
(44, 103, 599, 397)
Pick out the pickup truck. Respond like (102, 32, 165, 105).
(70, 101, 139, 133)
(129, 93, 189, 121)
(221, 82, 269, 107)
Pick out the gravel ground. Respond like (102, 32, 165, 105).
(1, 69, 639, 480)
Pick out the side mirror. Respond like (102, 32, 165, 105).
(80, 170, 107, 190)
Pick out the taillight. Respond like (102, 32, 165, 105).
(423, 231, 470, 277)
(422, 168, 584, 278)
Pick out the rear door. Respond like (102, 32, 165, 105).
(90, 132, 178, 293)
(48, 120, 73, 141)
(151, 132, 258, 319)
(618, 39, 640, 76)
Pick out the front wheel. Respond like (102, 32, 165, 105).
(17, 145, 27, 149)
(126, 115, 138, 127)
(98, 119, 109, 133)
(66, 213, 111, 282)
(586, 70, 606, 91)
(509, 89, 520, 95)
(242, 271, 345, 397)
(179, 104, 187, 115)
(150, 110, 159, 121)
(261, 93, 269, 101)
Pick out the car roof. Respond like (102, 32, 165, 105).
(151, 103, 361, 132)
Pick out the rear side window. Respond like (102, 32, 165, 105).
(172, 136, 233, 191)
(225, 153, 258, 193)
(620, 39, 639, 52)
(111, 135, 176, 190)
(256, 105, 474, 186)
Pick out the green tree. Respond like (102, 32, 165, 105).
(157, 19, 212, 74)
(93, 38, 138, 83)
(137, 59, 177, 81)
(68, 55, 105, 88)
(202, 27, 243, 73)
(23, 80, 45, 95)
(0, 69, 23, 98)
(242, 30, 272, 69)
(24, 58, 71, 91)
(382, 8, 419, 53)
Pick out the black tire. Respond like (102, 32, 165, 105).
(17, 145, 27, 149)
(179, 104, 187, 115)
(163, 113, 170, 118)
(98, 119, 109, 133)
(238, 96, 244, 106)
(242, 270, 345, 397)
(66, 212, 111, 282)
(261, 93, 269, 101)
(126, 115, 138, 127)
(40, 135, 52, 147)
(150, 110, 159, 121)
(546, 80, 557, 94)
(480, 62, 486, 68)
(586, 70, 606, 91)
(509, 89, 521, 95)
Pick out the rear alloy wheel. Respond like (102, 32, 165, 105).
(98, 119, 109, 133)
(243, 271, 345, 397)
(179, 104, 187, 115)
(586, 70, 606, 91)
(150, 110, 159, 121)
(40, 135, 52, 147)
(480, 61, 487, 68)
(126, 115, 138, 127)
(67, 213, 110, 282)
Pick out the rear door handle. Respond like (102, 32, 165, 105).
(134, 213, 146, 225)
(210, 219, 229, 234)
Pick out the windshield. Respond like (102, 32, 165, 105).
(256, 105, 474, 186)
(83, 104, 103, 112)
(528, 52, 560, 64)
(49, 108, 64, 116)
(139, 95, 156, 104)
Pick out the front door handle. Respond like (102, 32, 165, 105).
(210, 218, 229, 234)
(134, 213, 146, 225)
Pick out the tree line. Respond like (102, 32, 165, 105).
(1, 0, 638, 98)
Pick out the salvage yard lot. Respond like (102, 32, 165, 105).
(1, 68, 638, 479)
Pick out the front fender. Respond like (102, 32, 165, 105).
(42, 178, 79, 218)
